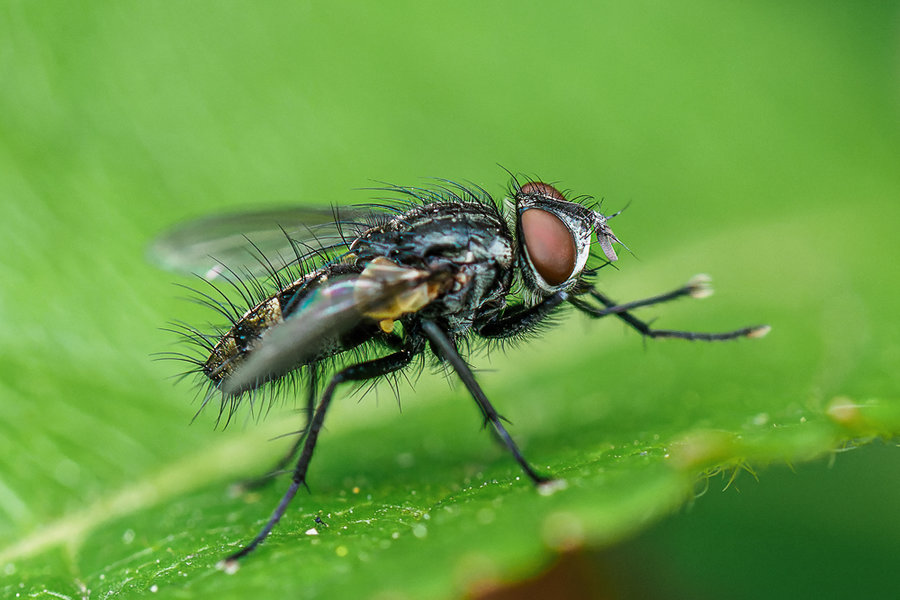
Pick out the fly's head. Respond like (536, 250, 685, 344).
(512, 181, 622, 296)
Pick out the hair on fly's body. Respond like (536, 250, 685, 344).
(150, 174, 770, 566)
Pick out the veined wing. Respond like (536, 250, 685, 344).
(220, 258, 450, 396)
(148, 205, 389, 280)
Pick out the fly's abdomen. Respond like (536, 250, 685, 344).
(203, 264, 369, 390)
(202, 256, 451, 395)
(203, 281, 302, 386)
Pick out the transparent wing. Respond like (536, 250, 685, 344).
(221, 258, 444, 396)
(148, 205, 389, 280)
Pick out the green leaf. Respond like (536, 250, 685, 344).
(1, 2, 897, 599)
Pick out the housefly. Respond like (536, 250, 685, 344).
(151, 176, 769, 565)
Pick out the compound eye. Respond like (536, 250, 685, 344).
(518, 181, 567, 201)
(521, 208, 577, 286)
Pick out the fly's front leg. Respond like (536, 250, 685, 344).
(475, 291, 568, 339)
(222, 347, 417, 565)
(571, 276, 770, 341)
(421, 320, 550, 484)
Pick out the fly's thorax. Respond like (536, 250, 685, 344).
(356, 257, 452, 333)
(512, 181, 621, 298)
(352, 201, 513, 265)
(352, 200, 516, 327)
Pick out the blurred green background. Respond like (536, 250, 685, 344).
(1, 2, 898, 598)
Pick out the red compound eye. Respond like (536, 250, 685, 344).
(519, 181, 566, 201)
(521, 208, 576, 286)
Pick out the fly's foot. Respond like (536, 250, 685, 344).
(537, 477, 568, 496)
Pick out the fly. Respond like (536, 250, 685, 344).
(151, 176, 770, 566)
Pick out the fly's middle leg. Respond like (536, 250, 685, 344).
(421, 320, 550, 485)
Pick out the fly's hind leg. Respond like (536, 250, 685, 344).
(234, 369, 319, 492)
(222, 348, 417, 565)
(571, 277, 770, 341)
(421, 320, 550, 485)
